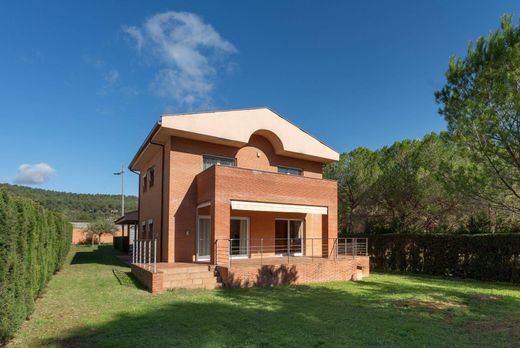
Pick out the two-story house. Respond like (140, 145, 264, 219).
(129, 108, 369, 292)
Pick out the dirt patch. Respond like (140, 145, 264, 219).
(467, 320, 520, 343)
(475, 294, 500, 302)
(394, 299, 467, 310)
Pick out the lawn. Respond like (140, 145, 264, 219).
(8, 245, 520, 347)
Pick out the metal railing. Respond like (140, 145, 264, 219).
(132, 238, 157, 273)
(215, 237, 368, 267)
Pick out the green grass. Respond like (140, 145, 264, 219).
(8, 245, 520, 347)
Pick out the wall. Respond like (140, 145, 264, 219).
(218, 256, 370, 287)
(71, 228, 122, 244)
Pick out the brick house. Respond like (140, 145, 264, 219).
(129, 108, 369, 292)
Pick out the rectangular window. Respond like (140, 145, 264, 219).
(203, 155, 236, 170)
(142, 174, 147, 192)
(277, 166, 303, 176)
(149, 167, 155, 187)
(148, 220, 154, 239)
(141, 222, 146, 239)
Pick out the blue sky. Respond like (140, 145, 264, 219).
(0, 1, 518, 195)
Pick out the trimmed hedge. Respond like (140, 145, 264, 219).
(113, 236, 129, 252)
(0, 190, 72, 344)
(367, 234, 520, 283)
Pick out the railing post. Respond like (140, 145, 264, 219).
(228, 239, 231, 268)
(215, 240, 219, 266)
(260, 238, 263, 266)
(353, 238, 357, 258)
(312, 238, 314, 262)
(335, 238, 338, 260)
(288, 238, 291, 264)
(153, 239, 157, 273)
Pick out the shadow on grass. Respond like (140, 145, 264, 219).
(71, 245, 127, 267)
(39, 277, 520, 347)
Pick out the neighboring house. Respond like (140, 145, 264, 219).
(129, 108, 369, 292)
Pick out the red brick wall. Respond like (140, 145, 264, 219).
(131, 264, 164, 293)
(71, 228, 122, 244)
(218, 256, 370, 288)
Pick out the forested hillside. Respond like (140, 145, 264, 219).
(0, 183, 137, 222)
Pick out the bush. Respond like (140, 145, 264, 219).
(113, 236, 129, 252)
(0, 190, 71, 344)
(367, 234, 520, 283)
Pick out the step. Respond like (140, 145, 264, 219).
(161, 265, 214, 274)
(163, 271, 216, 281)
(165, 277, 218, 289)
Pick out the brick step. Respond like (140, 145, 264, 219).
(165, 277, 218, 289)
(161, 265, 214, 274)
(163, 271, 217, 281)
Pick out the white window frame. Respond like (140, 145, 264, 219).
(196, 215, 211, 262)
(230, 217, 250, 259)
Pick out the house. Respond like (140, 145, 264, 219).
(129, 108, 369, 292)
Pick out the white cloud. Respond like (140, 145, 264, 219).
(104, 69, 120, 84)
(123, 11, 237, 109)
(14, 163, 56, 185)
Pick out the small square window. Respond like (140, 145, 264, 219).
(143, 174, 147, 192)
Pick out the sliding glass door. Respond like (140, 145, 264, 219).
(275, 219, 304, 256)
(197, 216, 211, 261)
(230, 217, 249, 258)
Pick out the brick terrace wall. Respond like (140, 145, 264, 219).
(218, 256, 370, 288)
(131, 264, 165, 293)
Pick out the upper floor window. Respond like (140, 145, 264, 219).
(142, 174, 148, 192)
(278, 166, 303, 176)
(148, 167, 155, 188)
(203, 155, 236, 170)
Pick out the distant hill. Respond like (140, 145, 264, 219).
(0, 183, 138, 222)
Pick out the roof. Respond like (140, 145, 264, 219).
(129, 108, 339, 170)
(114, 210, 138, 225)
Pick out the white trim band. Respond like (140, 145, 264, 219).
(230, 200, 328, 215)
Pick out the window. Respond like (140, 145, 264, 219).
(148, 220, 154, 239)
(148, 167, 155, 187)
(278, 166, 303, 176)
(203, 155, 236, 170)
(141, 222, 146, 239)
(142, 174, 147, 192)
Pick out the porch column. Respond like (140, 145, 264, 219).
(210, 199, 230, 264)
(326, 199, 338, 258)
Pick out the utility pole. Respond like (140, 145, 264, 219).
(113, 165, 125, 216)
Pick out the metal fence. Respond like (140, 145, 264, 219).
(132, 238, 157, 273)
(215, 237, 368, 267)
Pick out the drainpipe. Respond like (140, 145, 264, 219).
(149, 138, 165, 263)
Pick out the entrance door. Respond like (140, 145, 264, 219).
(275, 219, 304, 256)
(197, 216, 211, 261)
(230, 217, 249, 258)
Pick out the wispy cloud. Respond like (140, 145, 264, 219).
(123, 11, 237, 109)
(14, 163, 56, 185)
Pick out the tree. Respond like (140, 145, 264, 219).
(435, 14, 520, 213)
(324, 147, 380, 234)
(86, 219, 117, 245)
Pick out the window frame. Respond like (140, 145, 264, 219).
(148, 166, 155, 188)
(277, 165, 303, 176)
(202, 154, 237, 170)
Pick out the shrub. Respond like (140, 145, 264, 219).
(0, 190, 71, 344)
(367, 234, 520, 283)
(113, 236, 129, 252)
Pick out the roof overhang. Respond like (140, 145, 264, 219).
(129, 108, 340, 171)
(231, 200, 328, 215)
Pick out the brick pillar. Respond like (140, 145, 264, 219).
(210, 199, 230, 264)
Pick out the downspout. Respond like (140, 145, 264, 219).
(149, 139, 165, 262)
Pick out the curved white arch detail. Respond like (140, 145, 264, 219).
(159, 108, 339, 163)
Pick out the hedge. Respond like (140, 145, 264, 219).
(0, 190, 72, 344)
(113, 236, 129, 252)
(367, 234, 520, 283)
